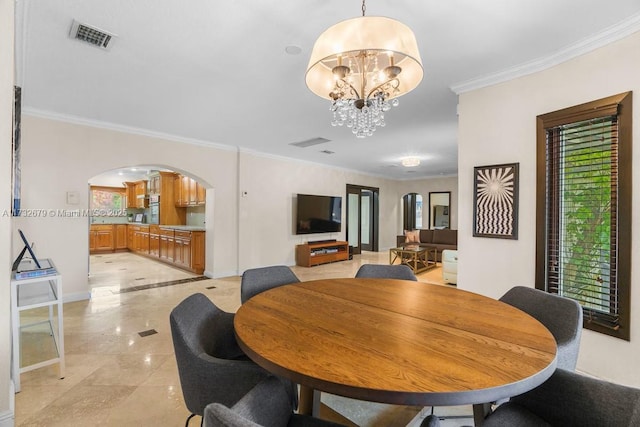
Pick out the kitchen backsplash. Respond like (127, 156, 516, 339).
(186, 205, 205, 227)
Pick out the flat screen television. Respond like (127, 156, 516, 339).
(296, 194, 342, 234)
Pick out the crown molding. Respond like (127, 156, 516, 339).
(236, 146, 395, 180)
(24, 108, 453, 181)
(22, 107, 236, 152)
(450, 13, 640, 95)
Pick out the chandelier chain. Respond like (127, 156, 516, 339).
(361, 0, 366, 16)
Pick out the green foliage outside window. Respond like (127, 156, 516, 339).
(558, 119, 614, 315)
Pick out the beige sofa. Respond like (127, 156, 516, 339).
(396, 229, 458, 262)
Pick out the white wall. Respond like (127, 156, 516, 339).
(16, 116, 405, 298)
(89, 176, 127, 187)
(237, 152, 401, 270)
(457, 31, 640, 386)
(1, 0, 15, 424)
(16, 116, 238, 297)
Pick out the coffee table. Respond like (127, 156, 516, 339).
(389, 245, 437, 273)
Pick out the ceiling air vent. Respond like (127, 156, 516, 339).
(289, 137, 330, 148)
(69, 20, 116, 50)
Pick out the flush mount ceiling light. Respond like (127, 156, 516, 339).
(401, 157, 420, 167)
(305, 0, 423, 138)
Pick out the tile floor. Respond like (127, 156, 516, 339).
(15, 251, 472, 427)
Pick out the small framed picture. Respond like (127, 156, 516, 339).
(134, 213, 143, 223)
(473, 163, 519, 239)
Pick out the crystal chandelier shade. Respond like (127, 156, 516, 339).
(306, 15, 423, 138)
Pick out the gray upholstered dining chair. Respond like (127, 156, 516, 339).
(170, 293, 296, 427)
(355, 264, 418, 281)
(499, 286, 583, 370)
(241, 265, 300, 304)
(483, 368, 640, 426)
(203, 376, 346, 427)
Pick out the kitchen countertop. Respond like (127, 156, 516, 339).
(159, 225, 206, 232)
(92, 223, 205, 232)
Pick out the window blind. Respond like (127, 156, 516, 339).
(545, 115, 619, 329)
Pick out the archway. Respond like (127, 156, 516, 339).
(87, 165, 212, 293)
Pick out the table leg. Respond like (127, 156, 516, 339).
(472, 403, 491, 426)
(298, 385, 321, 417)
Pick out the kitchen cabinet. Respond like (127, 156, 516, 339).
(90, 224, 128, 254)
(148, 174, 160, 195)
(115, 224, 127, 250)
(89, 224, 114, 253)
(188, 179, 197, 205)
(135, 180, 148, 208)
(157, 171, 186, 225)
(174, 174, 206, 207)
(124, 182, 137, 209)
(149, 225, 160, 257)
(159, 228, 175, 262)
(91, 225, 204, 274)
(126, 224, 149, 254)
(174, 175, 188, 207)
(190, 231, 205, 273)
(174, 230, 191, 268)
(127, 225, 135, 251)
(135, 228, 149, 254)
(196, 182, 206, 205)
(155, 227, 204, 274)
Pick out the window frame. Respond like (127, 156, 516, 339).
(535, 92, 632, 341)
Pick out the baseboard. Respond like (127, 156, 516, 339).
(63, 291, 91, 303)
(0, 409, 14, 427)
(208, 269, 239, 279)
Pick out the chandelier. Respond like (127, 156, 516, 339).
(305, 0, 423, 138)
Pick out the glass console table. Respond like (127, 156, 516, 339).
(11, 259, 65, 392)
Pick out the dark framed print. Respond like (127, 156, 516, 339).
(473, 162, 519, 239)
(12, 86, 21, 215)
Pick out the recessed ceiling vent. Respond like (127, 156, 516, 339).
(69, 20, 116, 50)
(289, 137, 330, 148)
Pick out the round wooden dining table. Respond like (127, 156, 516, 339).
(234, 278, 557, 425)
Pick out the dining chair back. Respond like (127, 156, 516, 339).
(241, 265, 300, 304)
(170, 293, 273, 426)
(499, 286, 583, 370)
(483, 368, 640, 426)
(203, 376, 346, 427)
(355, 264, 418, 281)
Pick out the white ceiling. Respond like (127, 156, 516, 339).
(16, 0, 640, 180)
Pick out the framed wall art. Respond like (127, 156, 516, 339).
(473, 162, 519, 239)
(12, 86, 21, 215)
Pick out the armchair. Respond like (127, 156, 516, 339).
(203, 376, 345, 427)
(483, 368, 640, 426)
(241, 265, 300, 304)
(499, 286, 582, 370)
(355, 264, 417, 281)
(170, 293, 295, 426)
